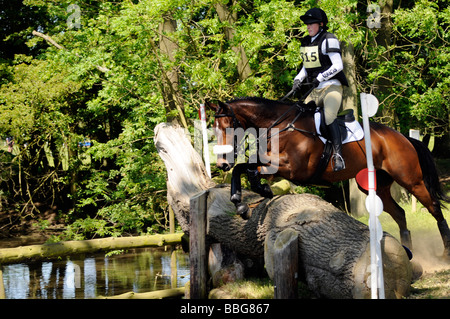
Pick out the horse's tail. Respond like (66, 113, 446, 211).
(407, 136, 449, 206)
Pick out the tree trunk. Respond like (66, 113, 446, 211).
(214, 1, 252, 81)
(97, 287, 185, 299)
(373, 0, 396, 127)
(154, 122, 413, 299)
(154, 123, 215, 233)
(342, 41, 367, 218)
(342, 42, 358, 117)
(159, 18, 185, 125)
(272, 229, 298, 299)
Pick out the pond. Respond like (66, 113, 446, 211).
(1, 247, 190, 299)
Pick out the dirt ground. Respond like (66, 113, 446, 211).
(405, 230, 450, 299)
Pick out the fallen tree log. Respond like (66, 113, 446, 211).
(154, 122, 413, 299)
(0, 233, 184, 264)
(97, 287, 185, 299)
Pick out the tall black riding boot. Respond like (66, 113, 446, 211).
(327, 120, 346, 172)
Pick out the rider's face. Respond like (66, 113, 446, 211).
(306, 23, 321, 37)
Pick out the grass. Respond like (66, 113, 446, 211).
(356, 199, 450, 243)
(209, 277, 315, 299)
(210, 278, 274, 299)
(408, 269, 450, 299)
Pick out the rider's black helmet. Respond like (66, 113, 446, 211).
(300, 8, 329, 26)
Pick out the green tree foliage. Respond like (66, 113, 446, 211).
(0, 0, 448, 239)
(364, 0, 450, 137)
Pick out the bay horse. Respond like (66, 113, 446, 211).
(207, 96, 450, 258)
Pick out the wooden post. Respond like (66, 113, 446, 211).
(273, 229, 299, 299)
(189, 190, 209, 299)
(169, 205, 178, 289)
(0, 265, 5, 299)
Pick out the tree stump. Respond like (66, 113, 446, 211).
(208, 243, 245, 287)
(272, 229, 299, 299)
(154, 122, 413, 299)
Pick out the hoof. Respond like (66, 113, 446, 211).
(411, 260, 423, 282)
(260, 184, 273, 199)
(230, 193, 241, 204)
(400, 230, 412, 251)
(241, 210, 250, 220)
(441, 249, 450, 263)
(235, 203, 249, 219)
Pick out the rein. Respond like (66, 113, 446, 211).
(263, 84, 319, 139)
(263, 102, 320, 141)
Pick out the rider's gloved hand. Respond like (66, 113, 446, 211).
(312, 78, 320, 88)
(292, 79, 301, 91)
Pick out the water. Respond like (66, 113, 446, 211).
(1, 247, 190, 299)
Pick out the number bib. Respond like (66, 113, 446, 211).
(300, 45, 321, 68)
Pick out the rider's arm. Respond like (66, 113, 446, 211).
(317, 37, 343, 83)
(294, 66, 307, 83)
(317, 52, 343, 82)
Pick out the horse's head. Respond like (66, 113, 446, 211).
(206, 97, 289, 173)
(206, 100, 240, 172)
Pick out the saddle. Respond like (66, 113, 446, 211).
(309, 106, 363, 183)
(317, 108, 355, 143)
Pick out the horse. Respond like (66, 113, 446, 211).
(206, 96, 450, 258)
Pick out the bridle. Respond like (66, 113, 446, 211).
(214, 102, 243, 129)
(213, 102, 243, 162)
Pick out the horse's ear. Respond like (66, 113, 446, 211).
(205, 100, 218, 112)
(218, 101, 230, 111)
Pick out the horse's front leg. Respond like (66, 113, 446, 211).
(246, 166, 273, 199)
(230, 163, 250, 219)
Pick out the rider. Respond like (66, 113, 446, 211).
(293, 8, 349, 171)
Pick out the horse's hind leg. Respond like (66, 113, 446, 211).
(409, 181, 450, 258)
(375, 171, 413, 249)
(395, 136, 450, 258)
(378, 185, 413, 249)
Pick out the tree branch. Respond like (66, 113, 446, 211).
(32, 30, 110, 73)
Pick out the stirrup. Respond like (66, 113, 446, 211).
(331, 153, 346, 171)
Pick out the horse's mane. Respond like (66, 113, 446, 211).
(226, 96, 315, 118)
(226, 96, 296, 107)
